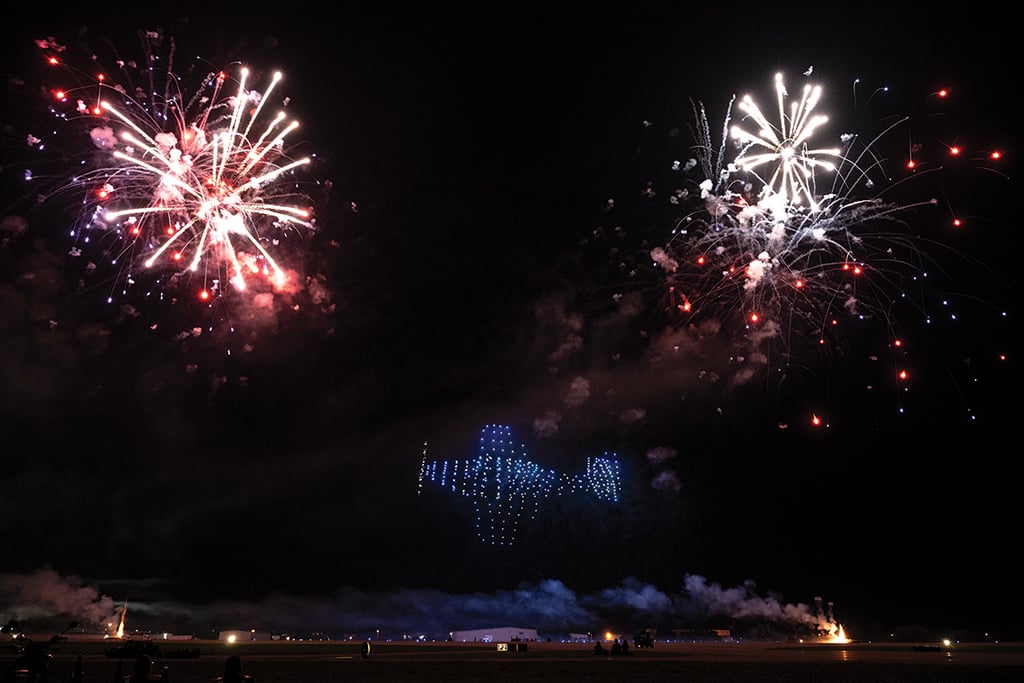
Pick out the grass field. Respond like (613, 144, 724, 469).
(4, 638, 1024, 682)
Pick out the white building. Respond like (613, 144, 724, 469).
(449, 626, 540, 643)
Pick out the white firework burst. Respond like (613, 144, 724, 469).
(730, 72, 843, 211)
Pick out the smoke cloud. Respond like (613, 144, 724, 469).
(1, 569, 842, 640)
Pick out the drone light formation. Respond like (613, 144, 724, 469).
(418, 424, 622, 546)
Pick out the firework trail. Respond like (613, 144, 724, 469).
(586, 71, 1008, 418)
(22, 30, 321, 306)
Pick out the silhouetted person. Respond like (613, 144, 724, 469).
(4, 635, 55, 682)
(592, 641, 605, 655)
(611, 639, 622, 655)
(217, 654, 253, 683)
(360, 641, 371, 659)
(129, 655, 162, 682)
(621, 639, 630, 656)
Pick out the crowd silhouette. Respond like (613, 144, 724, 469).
(592, 638, 632, 656)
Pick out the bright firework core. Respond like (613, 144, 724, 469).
(79, 64, 314, 299)
(731, 72, 841, 211)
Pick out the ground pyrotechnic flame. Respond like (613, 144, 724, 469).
(827, 623, 851, 643)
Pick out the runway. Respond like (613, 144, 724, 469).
(6, 638, 1024, 682)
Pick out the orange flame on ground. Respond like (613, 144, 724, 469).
(827, 624, 851, 643)
(115, 602, 126, 639)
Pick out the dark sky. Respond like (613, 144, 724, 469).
(1, 4, 1017, 642)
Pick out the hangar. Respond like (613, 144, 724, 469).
(449, 626, 540, 643)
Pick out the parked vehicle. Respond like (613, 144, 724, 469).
(633, 630, 655, 648)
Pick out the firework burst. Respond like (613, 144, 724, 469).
(729, 72, 842, 211)
(658, 73, 943, 349)
(95, 67, 313, 297)
(30, 30, 321, 306)
(587, 71, 1008, 418)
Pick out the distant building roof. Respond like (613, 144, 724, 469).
(449, 626, 540, 642)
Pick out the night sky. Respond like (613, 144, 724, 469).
(1, 5, 1017, 642)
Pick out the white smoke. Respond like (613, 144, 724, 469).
(645, 446, 678, 465)
(563, 376, 591, 408)
(0, 569, 843, 640)
(651, 470, 681, 493)
(532, 410, 562, 438)
(0, 568, 120, 629)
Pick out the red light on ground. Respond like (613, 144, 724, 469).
(811, 414, 822, 426)
(749, 312, 759, 323)
(199, 290, 210, 301)
(47, 56, 59, 66)
(898, 370, 909, 381)
(952, 218, 962, 227)
(794, 279, 805, 288)
(906, 159, 916, 170)
(894, 338, 903, 347)
(949, 146, 961, 156)
(937, 88, 949, 98)
(173, 252, 183, 261)
(696, 256, 706, 266)
(991, 150, 1002, 160)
